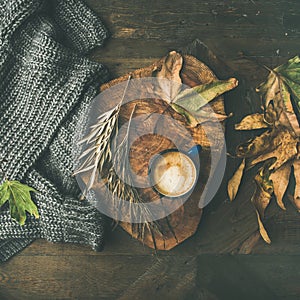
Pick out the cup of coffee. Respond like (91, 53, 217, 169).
(148, 145, 201, 198)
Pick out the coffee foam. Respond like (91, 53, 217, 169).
(152, 151, 197, 197)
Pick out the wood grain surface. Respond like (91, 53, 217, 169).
(1, 0, 300, 299)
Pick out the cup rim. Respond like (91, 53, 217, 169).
(148, 148, 198, 198)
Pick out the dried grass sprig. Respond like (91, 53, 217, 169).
(73, 76, 131, 198)
(107, 105, 163, 244)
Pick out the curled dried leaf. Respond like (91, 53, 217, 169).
(235, 113, 269, 130)
(256, 71, 279, 109)
(291, 159, 300, 211)
(255, 210, 271, 244)
(252, 169, 273, 217)
(236, 130, 277, 158)
(248, 128, 298, 170)
(227, 159, 245, 201)
(270, 163, 292, 210)
(251, 168, 273, 243)
(264, 101, 281, 125)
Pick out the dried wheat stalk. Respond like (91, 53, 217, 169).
(107, 105, 163, 244)
(73, 76, 131, 198)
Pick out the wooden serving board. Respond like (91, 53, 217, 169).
(99, 54, 226, 250)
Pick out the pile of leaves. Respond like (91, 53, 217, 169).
(228, 56, 300, 243)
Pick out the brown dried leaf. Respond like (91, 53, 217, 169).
(270, 163, 292, 210)
(236, 129, 278, 158)
(193, 111, 230, 124)
(264, 101, 281, 124)
(235, 113, 269, 130)
(248, 128, 298, 169)
(256, 71, 279, 108)
(252, 171, 273, 218)
(292, 159, 300, 211)
(227, 159, 245, 201)
(251, 169, 273, 244)
(156, 51, 183, 101)
(279, 112, 300, 137)
(255, 210, 271, 244)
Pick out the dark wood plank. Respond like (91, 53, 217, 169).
(86, 0, 300, 41)
(197, 255, 300, 300)
(2, 253, 300, 299)
(0, 255, 156, 299)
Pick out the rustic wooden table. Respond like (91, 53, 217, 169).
(1, 1, 300, 299)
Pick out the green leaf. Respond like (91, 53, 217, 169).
(173, 77, 238, 112)
(275, 56, 300, 123)
(256, 56, 300, 134)
(0, 180, 39, 225)
(170, 103, 199, 127)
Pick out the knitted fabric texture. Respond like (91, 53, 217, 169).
(0, 0, 110, 262)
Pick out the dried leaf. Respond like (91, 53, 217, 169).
(235, 113, 269, 130)
(248, 128, 298, 170)
(264, 101, 281, 125)
(227, 159, 245, 201)
(0, 180, 38, 225)
(231, 56, 300, 245)
(281, 81, 294, 113)
(252, 168, 273, 217)
(170, 103, 198, 127)
(275, 56, 300, 122)
(236, 129, 277, 158)
(292, 159, 300, 211)
(270, 163, 292, 210)
(255, 210, 271, 244)
(193, 110, 230, 124)
(251, 168, 273, 244)
(174, 78, 238, 112)
(170, 103, 229, 127)
(256, 57, 300, 134)
(156, 51, 183, 101)
(256, 71, 279, 109)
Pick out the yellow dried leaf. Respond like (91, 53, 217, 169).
(235, 113, 269, 130)
(279, 112, 300, 137)
(264, 101, 281, 124)
(251, 167, 273, 218)
(255, 210, 271, 244)
(270, 163, 292, 210)
(236, 129, 278, 158)
(292, 159, 300, 212)
(249, 128, 298, 169)
(251, 171, 273, 244)
(256, 71, 279, 108)
(227, 159, 245, 201)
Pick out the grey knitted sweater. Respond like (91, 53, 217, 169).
(0, 0, 110, 261)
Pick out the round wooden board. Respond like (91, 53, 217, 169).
(99, 54, 226, 250)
